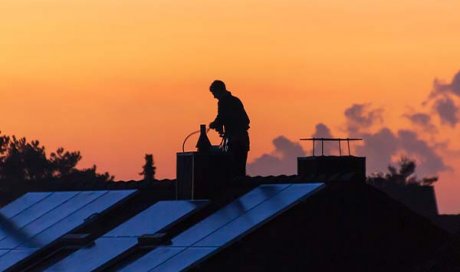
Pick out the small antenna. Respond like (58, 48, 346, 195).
(299, 138, 363, 156)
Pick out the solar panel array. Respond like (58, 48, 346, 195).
(46, 200, 207, 272)
(0, 183, 324, 271)
(0, 190, 136, 271)
(121, 183, 324, 272)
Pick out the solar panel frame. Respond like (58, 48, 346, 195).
(171, 184, 290, 247)
(45, 200, 208, 272)
(195, 183, 322, 247)
(0, 193, 51, 218)
(28, 190, 134, 246)
(121, 183, 324, 272)
(105, 200, 208, 238)
(0, 192, 79, 244)
(1, 191, 106, 250)
(0, 190, 137, 271)
(0, 249, 10, 257)
(46, 237, 138, 272)
(20, 191, 106, 235)
(0, 249, 36, 271)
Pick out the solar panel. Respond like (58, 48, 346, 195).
(0, 249, 10, 257)
(0, 249, 37, 271)
(114, 246, 184, 271)
(195, 184, 322, 247)
(0, 190, 136, 271)
(106, 201, 206, 237)
(149, 247, 215, 272)
(171, 184, 290, 247)
(29, 190, 134, 246)
(46, 237, 138, 272)
(121, 183, 324, 272)
(1, 191, 105, 249)
(45, 200, 207, 272)
(0, 192, 51, 218)
(0, 192, 79, 243)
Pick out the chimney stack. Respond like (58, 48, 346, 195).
(297, 138, 366, 182)
(176, 124, 233, 200)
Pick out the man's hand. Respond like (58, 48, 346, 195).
(209, 121, 217, 129)
(209, 122, 224, 136)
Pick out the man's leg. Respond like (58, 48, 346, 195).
(233, 146, 247, 176)
(228, 141, 248, 176)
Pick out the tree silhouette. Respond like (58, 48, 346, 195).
(0, 136, 49, 181)
(368, 156, 438, 186)
(0, 132, 113, 184)
(140, 154, 155, 182)
(49, 148, 81, 178)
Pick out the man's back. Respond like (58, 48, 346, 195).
(217, 91, 250, 136)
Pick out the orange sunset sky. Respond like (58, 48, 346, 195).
(1, 0, 459, 213)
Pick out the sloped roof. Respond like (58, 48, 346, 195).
(0, 177, 459, 271)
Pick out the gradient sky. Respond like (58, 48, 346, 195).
(1, 0, 459, 213)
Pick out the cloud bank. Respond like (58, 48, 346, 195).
(247, 136, 305, 176)
(404, 112, 437, 133)
(248, 70, 460, 177)
(430, 71, 460, 127)
(344, 103, 448, 177)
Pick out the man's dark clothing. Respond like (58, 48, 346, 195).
(210, 90, 250, 176)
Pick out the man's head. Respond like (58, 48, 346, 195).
(210, 80, 227, 99)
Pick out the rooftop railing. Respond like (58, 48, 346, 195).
(300, 138, 363, 156)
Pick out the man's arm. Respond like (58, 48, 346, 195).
(210, 100, 224, 134)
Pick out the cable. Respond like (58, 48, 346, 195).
(182, 128, 212, 152)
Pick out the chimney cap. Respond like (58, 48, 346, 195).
(299, 137, 362, 141)
(299, 138, 363, 156)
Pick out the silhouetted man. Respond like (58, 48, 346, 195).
(209, 80, 250, 176)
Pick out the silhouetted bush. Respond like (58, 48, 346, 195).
(368, 156, 438, 186)
(0, 132, 113, 184)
